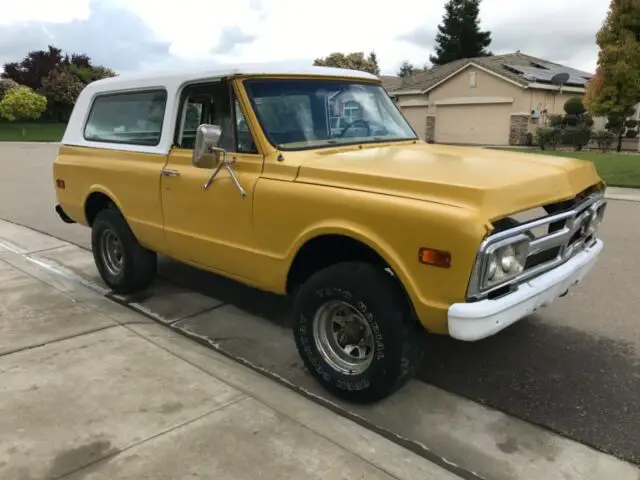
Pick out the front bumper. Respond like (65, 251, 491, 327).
(448, 238, 603, 341)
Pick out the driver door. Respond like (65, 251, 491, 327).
(160, 79, 263, 280)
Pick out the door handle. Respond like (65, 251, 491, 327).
(161, 169, 181, 177)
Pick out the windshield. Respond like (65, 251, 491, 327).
(243, 78, 417, 150)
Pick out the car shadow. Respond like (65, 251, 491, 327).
(157, 255, 640, 465)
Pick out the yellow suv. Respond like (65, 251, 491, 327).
(53, 65, 607, 402)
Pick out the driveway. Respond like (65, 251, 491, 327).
(2, 142, 639, 465)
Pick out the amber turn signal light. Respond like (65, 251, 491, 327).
(418, 247, 451, 268)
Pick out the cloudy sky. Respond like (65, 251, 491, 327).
(0, 0, 609, 76)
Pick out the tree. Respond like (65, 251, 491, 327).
(313, 52, 381, 75)
(584, 0, 640, 150)
(2, 45, 117, 122)
(1, 45, 65, 91)
(605, 106, 637, 151)
(397, 61, 416, 77)
(429, 0, 492, 66)
(41, 68, 86, 122)
(0, 86, 47, 122)
(367, 51, 380, 75)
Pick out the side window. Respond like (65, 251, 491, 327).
(175, 82, 234, 151)
(84, 90, 167, 145)
(234, 99, 258, 154)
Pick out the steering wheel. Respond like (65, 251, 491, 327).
(339, 119, 371, 137)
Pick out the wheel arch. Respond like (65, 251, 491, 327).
(83, 186, 124, 226)
(285, 226, 421, 325)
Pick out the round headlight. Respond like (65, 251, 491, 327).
(500, 245, 516, 272)
(487, 255, 498, 280)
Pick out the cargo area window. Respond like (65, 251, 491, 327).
(83, 89, 167, 146)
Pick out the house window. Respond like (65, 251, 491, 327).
(469, 71, 477, 88)
(343, 100, 363, 122)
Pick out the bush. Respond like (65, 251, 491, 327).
(0, 79, 19, 101)
(584, 114, 595, 128)
(525, 132, 533, 146)
(548, 114, 565, 127)
(564, 97, 586, 116)
(626, 120, 638, 129)
(625, 129, 638, 138)
(562, 126, 592, 150)
(0, 86, 47, 122)
(537, 127, 561, 150)
(592, 130, 615, 152)
(565, 114, 579, 127)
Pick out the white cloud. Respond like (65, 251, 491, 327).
(0, 0, 91, 25)
(0, 0, 611, 75)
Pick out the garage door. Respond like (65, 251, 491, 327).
(400, 106, 429, 140)
(435, 103, 511, 145)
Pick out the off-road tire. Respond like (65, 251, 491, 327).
(91, 207, 157, 294)
(292, 261, 425, 403)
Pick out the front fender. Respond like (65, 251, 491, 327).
(285, 220, 418, 302)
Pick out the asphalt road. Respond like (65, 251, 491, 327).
(2, 143, 639, 464)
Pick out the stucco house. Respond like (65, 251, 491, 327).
(386, 52, 606, 146)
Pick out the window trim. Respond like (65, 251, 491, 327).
(82, 88, 168, 147)
(242, 77, 418, 152)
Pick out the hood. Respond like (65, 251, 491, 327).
(294, 142, 602, 220)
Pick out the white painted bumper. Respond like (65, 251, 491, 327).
(448, 239, 604, 341)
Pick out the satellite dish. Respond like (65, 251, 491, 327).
(550, 72, 570, 94)
(551, 72, 570, 85)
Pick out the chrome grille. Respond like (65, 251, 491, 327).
(467, 192, 606, 300)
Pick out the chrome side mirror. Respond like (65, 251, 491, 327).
(192, 124, 223, 169)
(193, 123, 246, 197)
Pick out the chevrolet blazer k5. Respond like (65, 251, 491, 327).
(53, 65, 606, 402)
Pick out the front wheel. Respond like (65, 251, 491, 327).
(292, 262, 425, 403)
(91, 207, 158, 294)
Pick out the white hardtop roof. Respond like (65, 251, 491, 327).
(86, 63, 380, 93)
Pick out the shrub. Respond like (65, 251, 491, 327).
(592, 130, 615, 152)
(584, 114, 595, 128)
(563, 125, 592, 151)
(564, 96, 587, 116)
(548, 114, 565, 127)
(565, 114, 579, 127)
(525, 132, 533, 146)
(626, 120, 638, 129)
(0, 86, 47, 122)
(0, 78, 19, 101)
(625, 129, 638, 138)
(537, 127, 561, 150)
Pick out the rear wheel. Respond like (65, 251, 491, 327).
(292, 262, 425, 403)
(91, 207, 157, 294)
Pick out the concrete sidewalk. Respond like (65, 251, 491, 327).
(0, 247, 458, 479)
(604, 186, 640, 203)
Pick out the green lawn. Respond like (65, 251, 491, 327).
(492, 148, 640, 189)
(0, 123, 66, 142)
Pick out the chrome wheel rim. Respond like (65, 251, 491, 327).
(100, 229, 124, 276)
(313, 300, 375, 375)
